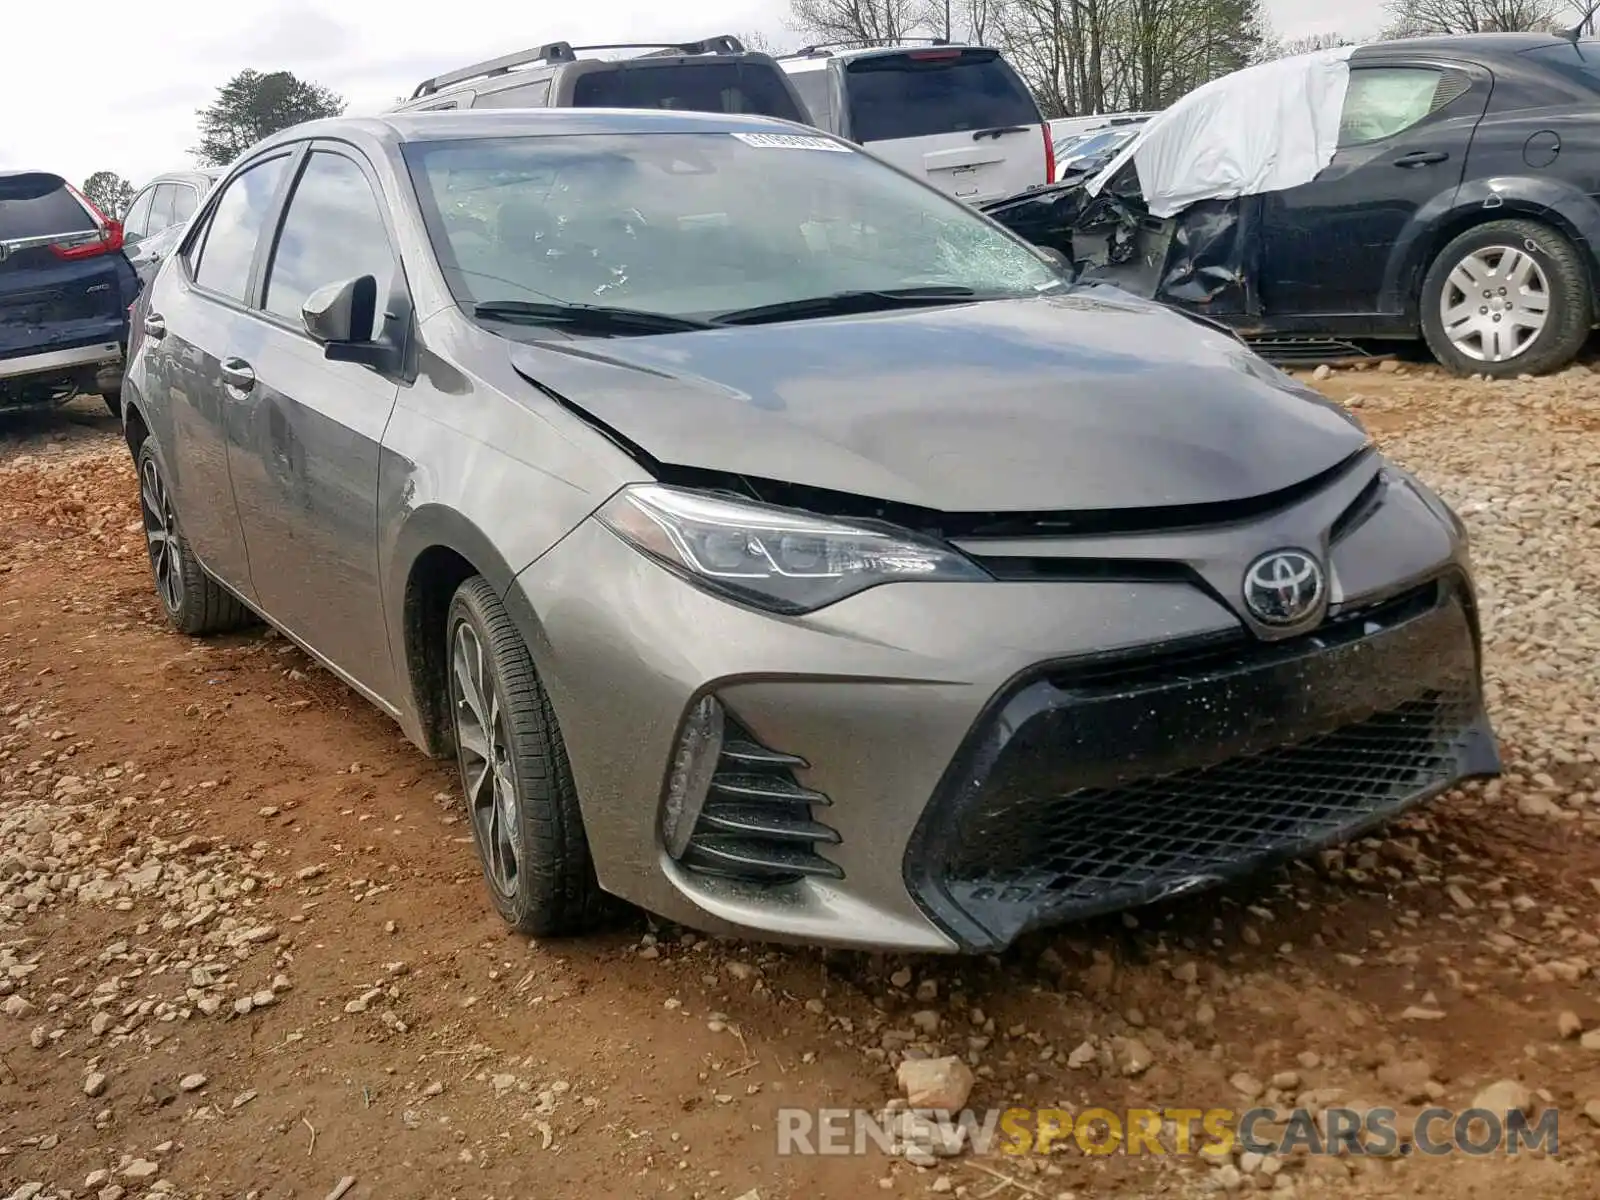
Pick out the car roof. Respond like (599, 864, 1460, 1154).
(252, 107, 820, 155)
(1358, 32, 1589, 59)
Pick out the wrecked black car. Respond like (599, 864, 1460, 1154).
(985, 34, 1600, 377)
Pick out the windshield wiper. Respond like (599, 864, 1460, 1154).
(712, 286, 983, 327)
(473, 300, 717, 334)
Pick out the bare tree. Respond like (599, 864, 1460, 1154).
(1254, 30, 1355, 61)
(1379, 0, 1564, 36)
(737, 30, 786, 53)
(786, 0, 925, 45)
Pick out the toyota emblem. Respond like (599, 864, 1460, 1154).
(1242, 548, 1326, 626)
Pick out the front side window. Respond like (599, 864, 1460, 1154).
(191, 156, 290, 302)
(1339, 67, 1444, 145)
(404, 132, 1057, 323)
(845, 49, 1040, 143)
(264, 151, 396, 324)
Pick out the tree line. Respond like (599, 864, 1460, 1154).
(78, 0, 1593, 215)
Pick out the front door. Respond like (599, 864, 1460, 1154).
(1257, 59, 1489, 318)
(222, 146, 405, 706)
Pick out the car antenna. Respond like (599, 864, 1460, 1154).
(1561, 0, 1599, 44)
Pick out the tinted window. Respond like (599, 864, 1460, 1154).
(264, 151, 395, 324)
(1339, 67, 1444, 145)
(123, 187, 157, 239)
(571, 63, 807, 122)
(172, 185, 199, 225)
(788, 67, 832, 128)
(0, 175, 93, 240)
(474, 80, 551, 108)
(192, 156, 289, 302)
(149, 184, 179, 234)
(845, 49, 1039, 142)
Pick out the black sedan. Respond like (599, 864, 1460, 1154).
(987, 34, 1600, 377)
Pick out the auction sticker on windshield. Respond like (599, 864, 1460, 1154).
(731, 132, 852, 152)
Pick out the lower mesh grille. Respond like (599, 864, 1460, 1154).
(903, 575, 1500, 950)
(949, 687, 1475, 911)
(679, 722, 841, 884)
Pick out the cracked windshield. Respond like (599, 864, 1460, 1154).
(404, 132, 1058, 318)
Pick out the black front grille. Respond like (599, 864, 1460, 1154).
(903, 576, 1500, 951)
(678, 721, 842, 885)
(951, 688, 1475, 909)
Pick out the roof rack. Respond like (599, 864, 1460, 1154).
(778, 36, 950, 60)
(410, 35, 749, 99)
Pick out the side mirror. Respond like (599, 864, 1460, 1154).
(302, 275, 392, 368)
(1035, 245, 1071, 272)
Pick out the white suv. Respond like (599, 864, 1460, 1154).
(780, 42, 1050, 204)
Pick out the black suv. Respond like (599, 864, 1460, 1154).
(1, 170, 138, 415)
(389, 34, 810, 123)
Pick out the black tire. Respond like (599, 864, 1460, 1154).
(102, 391, 122, 418)
(1420, 219, 1592, 378)
(133, 440, 252, 635)
(446, 576, 606, 937)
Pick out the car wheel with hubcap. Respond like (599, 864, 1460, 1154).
(1420, 219, 1591, 379)
(134, 440, 252, 635)
(446, 576, 606, 937)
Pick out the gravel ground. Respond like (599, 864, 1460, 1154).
(0, 372, 1598, 1200)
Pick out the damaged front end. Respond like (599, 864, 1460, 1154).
(983, 168, 1257, 320)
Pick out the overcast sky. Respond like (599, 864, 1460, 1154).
(0, 0, 1381, 191)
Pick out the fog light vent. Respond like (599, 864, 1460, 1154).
(662, 695, 725, 860)
(676, 714, 841, 885)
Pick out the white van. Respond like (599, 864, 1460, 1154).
(780, 42, 1051, 205)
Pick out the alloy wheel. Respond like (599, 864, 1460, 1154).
(450, 620, 521, 898)
(1439, 244, 1550, 363)
(139, 456, 184, 615)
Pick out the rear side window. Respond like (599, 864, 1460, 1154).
(1339, 67, 1450, 145)
(845, 49, 1039, 142)
(571, 62, 807, 122)
(0, 175, 93, 240)
(475, 80, 551, 108)
(191, 156, 290, 303)
(149, 184, 179, 235)
(172, 185, 199, 225)
(263, 151, 396, 325)
(123, 187, 158, 239)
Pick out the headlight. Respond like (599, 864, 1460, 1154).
(596, 484, 989, 614)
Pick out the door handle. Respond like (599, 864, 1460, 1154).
(143, 313, 166, 339)
(1394, 150, 1448, 167)
(220, 357, 256, 392)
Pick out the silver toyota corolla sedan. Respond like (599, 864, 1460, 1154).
(121, 108, 1501, 953)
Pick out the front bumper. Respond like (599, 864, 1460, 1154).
(506, 459, 1499, 953)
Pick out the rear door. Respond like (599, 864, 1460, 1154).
(839, 47, 1046, 203)
(0, 173, 127, 364)
(1255, 59, 1488, 318)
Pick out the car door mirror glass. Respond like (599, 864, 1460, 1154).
(302, 274, 378, 345)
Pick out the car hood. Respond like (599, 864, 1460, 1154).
(506, 291, 1367, 512)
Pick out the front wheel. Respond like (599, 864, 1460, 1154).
(446, 576, 606, 937)
(1420, 219, 1592, 378)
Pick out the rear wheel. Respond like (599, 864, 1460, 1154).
(134, 441, 252, 635)
(446, 576, 606, 937)
(1420, 219, 1591, 378)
